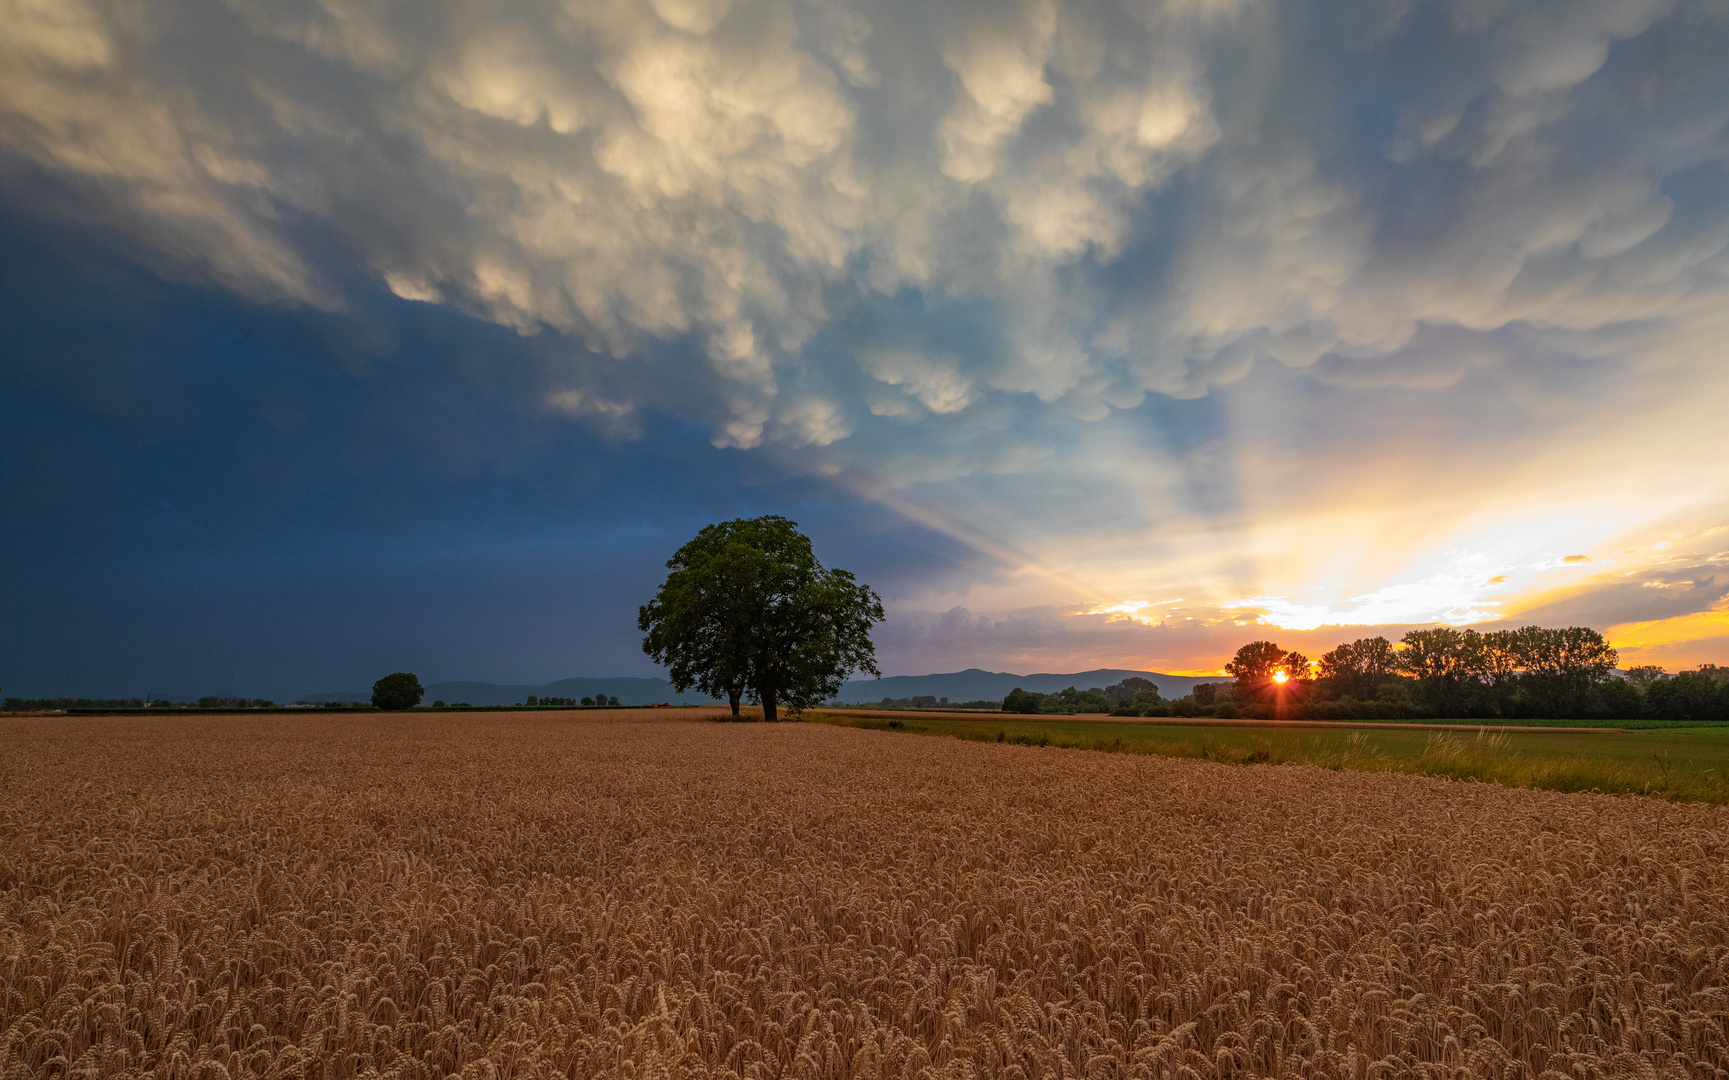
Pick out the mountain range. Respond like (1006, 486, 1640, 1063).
(836, 668, 1222, 703)
(299, 668, 1223, 706)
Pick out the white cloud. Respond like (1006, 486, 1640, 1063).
(858, 350, 972, 413)
(546, 387, 638, 436)
(1, 0, 112, 69)
(383, 272, 440, 304)
(937, 0, 1058, 183)
(773, 397, 851, 447)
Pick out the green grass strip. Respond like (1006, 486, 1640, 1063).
(809, 713, 1729, 805)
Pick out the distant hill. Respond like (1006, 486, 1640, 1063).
(301, 668, 1226, 708)
(837, 668, 1223, 704)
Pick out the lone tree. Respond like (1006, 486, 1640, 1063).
(371, 672, 424, 710)
(639, 516, 885, 721)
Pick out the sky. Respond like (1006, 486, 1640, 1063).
(3, 0, 1728, 700)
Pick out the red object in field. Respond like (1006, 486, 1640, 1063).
(653, 702, 670, 708)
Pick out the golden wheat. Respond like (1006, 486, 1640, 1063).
(3, 710, 1726, 1078)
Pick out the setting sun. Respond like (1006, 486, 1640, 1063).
(1273, 671, 1289, 684)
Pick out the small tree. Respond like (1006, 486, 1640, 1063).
(1626, 665, 1667, 688)
(1104, 677, 1158, 706)
(371, 672, 424, 710)
(640, 516, 885, 721)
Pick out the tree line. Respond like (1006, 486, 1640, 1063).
(523, 695, 620, 707)
(1218, 626, 1722, 721)
(1260, 625, 1727, 721)
(990, 626, 1727, 722)
(873, 696, 1001, 710)
(2, 696, 277, 711)
(1002, 678, 1167, 715)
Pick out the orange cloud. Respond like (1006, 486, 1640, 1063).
(1605, 607, 1729, 669)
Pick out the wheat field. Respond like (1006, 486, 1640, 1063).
(3, 711, 1726, 1079)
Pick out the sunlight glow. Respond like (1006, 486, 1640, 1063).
(888, 444, 1729, 673)
(1226, 568, 1508, 631)
(1607, 608, 1729, 653)
(1272, 670, 1289, 684)
(1087, 598, 1184, 624)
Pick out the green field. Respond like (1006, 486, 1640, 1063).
(841, 708, 1706, 729)
(810, 713, 1729, 804)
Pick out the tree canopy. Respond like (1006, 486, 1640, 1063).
(371, 672, 423, 711)
(638, 516, 885, 721)
(1206, 625, 1664, 719)
(960, 628, 1721, 722)
(1318, 637, 1398, 701)
(1225, 641, 1291, 699)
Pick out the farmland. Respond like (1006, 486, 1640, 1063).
(4, 711, 1728, 1078)
(814, 712, 1729, 805)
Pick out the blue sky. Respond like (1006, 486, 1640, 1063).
(4, 0, 1728, 699)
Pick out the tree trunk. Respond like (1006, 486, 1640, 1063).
(761, 685, 778, 723)
(728, 688, 741, 717)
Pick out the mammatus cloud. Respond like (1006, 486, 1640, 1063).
(16, 0, 1720, 435)
(4, 0, 1728, 667)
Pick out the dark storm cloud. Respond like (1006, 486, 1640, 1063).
(0, 200, 974, 696)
